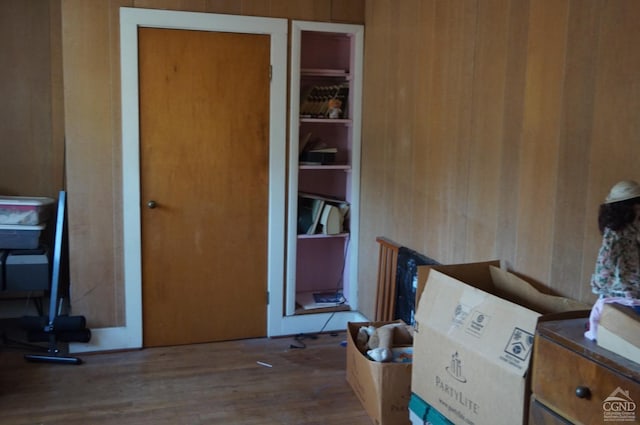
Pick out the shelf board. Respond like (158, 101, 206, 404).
(301, 68, 351, 79)
(298, 232, 349, 239)
(299, 164, 351, 171)
(299, 117, 352, 125)
(294, 303, 351, 315)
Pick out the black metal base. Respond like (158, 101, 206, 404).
(24, 354, 83, 365)
(27, 328, 92, 343)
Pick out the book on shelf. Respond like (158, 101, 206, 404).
(299, 146, 338, 165)
(297, 194, 325, 235)
(297, 192, 350, 235)
(299, 133, 339, 165)
(319, 203, 342, 235)
(299, 83, 349, 119)
(298, 132, 338, 165)
(299, 132, 313, 153)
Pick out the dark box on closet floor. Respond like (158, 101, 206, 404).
(5, 249, 49, 291)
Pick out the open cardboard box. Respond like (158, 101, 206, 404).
(346, 321, 413, 425)
(411, 261, 590, 425)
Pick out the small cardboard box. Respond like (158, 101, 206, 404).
(598, 303, 640, 364)
(411, 261, 589, 425)
(346, 321, 413, 425)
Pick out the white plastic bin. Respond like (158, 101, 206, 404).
(0, 224, 45, 249)
(0, 196, 55, 225)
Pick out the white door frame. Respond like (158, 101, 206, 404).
(73, 7, 287, 352)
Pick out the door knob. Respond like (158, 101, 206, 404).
(147, 200, 157, 209)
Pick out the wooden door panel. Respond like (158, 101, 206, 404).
(138, 28, 270, 346)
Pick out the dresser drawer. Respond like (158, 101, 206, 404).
(532, 332, 640, 424)
(529, 395, 571, 425)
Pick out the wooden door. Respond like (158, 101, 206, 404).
(138, 28, 270, 347)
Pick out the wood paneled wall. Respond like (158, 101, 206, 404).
(4, 0, 639, 331)
(358, 0, 640, 319)
(0, 0, 64, 198)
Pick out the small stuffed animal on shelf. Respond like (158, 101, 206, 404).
(327, 98, 342, 119)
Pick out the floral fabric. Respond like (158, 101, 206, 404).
(590, 223, 640, 298)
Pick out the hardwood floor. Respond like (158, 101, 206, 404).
(0, 333, 372, 425)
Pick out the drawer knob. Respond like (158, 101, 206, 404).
(575, 386, 591, 399)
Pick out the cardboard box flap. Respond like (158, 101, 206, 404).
(427, 260, 500, 292)
(416, 260, 500, 311)
(416, 268, 540, 378)
(489, 266, 591, 314)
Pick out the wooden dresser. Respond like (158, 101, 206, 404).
(530, 316, 640, 424)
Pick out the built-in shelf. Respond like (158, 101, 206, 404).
(286, 20, 364, 324)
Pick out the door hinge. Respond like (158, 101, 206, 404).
(269, 65, 272, 82)
(267, 291, 270, 305)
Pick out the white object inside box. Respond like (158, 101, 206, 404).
(356, 321, 414, 363)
